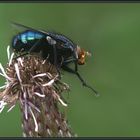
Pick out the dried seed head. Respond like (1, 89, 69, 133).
(0, 48, 76, 137)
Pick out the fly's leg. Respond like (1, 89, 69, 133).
(14, 52, 29, 59)
(62, 64, 99, 96)
(52, 45, 61, 79)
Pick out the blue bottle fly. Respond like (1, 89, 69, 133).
(11, 22, 99, 96)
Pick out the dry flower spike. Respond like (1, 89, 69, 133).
(0, 46, 75, 137)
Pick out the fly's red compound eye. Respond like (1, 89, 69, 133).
(77, 46, 91, 65)
(78, 49, 86, 65)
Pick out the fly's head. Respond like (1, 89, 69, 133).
(77, 45, 91, 65)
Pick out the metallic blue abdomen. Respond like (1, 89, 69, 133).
(12, 30, 45, 52)
(13, 30, 44, 46)
(21, 31, 43, 43)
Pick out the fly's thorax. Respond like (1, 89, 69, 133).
(77, 45, 91, 65)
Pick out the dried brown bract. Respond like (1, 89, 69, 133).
(0, 46, 75, 137)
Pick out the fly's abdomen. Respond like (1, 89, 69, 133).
(20, 31, 43, 44)
(12, 30, 44, 52)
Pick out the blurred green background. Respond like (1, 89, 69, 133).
(0, 3, 140, 137)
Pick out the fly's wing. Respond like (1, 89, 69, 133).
(11, 22, 50, 35)
(11, 22, 59, 44)
(11, 22, 50, 54)
(11, 22, 74, 47)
